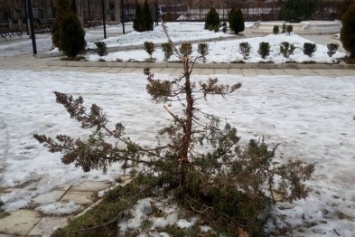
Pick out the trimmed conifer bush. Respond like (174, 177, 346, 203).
(204, 8, 220, 31)
(327, 43, 339, 57)
(303, 42, 317, 57)
(52, 0, 71, 48)
(281, 23, 286, 33)
(258, 42, 270, 59)
(94, 42, 108, 56)
(239, 42, 251, 60)
(229, 8, 245, 34)
(280, 41, 296, 58)
(273, 25, 279, 34)
(197, 43, 209, 63)
(58, 12, 86, 58)
(179, 43, 192, 56)
(286, 25, 293, 35)
(144, 41, 155, 60)
(161, 42, 173, 60)
(340, 3, 355, 58)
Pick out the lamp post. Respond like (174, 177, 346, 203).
(27, 0, 37, 55)
(155, 0, 159, 26)
(121, 0, 125, 34)
(101, 0, 107, 38)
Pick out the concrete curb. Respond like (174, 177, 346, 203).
(46, 59, 355, 70)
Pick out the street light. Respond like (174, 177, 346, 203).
(27, 0, 37, 55)
(101, 0, 107, 38)
(121, 0, 125, 34)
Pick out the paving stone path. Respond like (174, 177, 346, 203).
(0, 181, 111, 236)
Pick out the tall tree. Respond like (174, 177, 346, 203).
(340, 3, 355, 58)
(143, 0, 153, 31)
(279, 0, 319, 22)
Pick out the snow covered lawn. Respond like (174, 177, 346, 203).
(0, 69, 354, 236)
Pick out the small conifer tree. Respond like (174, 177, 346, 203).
(58, 12, 86, 58)
(258, 42, 270, 59)
(280, 41, 296, 58)
(239, 42, 251, 60)
(281, 23, 286, 33)
(133, 3, 144, 32)
(179, 43, 192, 56)
(161, 42, 173, 60)
(94, 42, 108, 56)
(144, 41, 155, 60)
(327, 43, 339, 57)
(143, 0, 153, 31)
(204, 8, 220, 31)
(340, 3, 355, 58)
(286, 24, 293, 35)
(303, 42, 317, 57)
(197, 43, 209, 63)
(52, 0, 71, 48)
(273, 25, 279, 34)
(133, 0, 153, 32)
(35, 24, 315, 237)
(229, 8, 245, 34)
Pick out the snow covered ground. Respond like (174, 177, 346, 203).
(0, 22, 354, 236)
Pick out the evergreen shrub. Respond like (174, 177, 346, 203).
(258, 42, 270, 59)
(286, 25, 293, 34)
(239, 42, 251, 60)
(280, 41, 296, 58)
(179, 43, 192, 56)
(327, 43, 339, 57)
(52, 0, 71, 48)
(273, 25, 279, 34)
(204, 8, 220, 31)
(58, 13, 86, 58)
(303, 42, 317, 57)
(94, 42, 108, 56)
(229, 8, 245, 34)
(197, 43, 209, 63)
(144, 41, 155, 60)
(161, 42, 173, 60)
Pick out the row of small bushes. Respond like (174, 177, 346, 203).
(94, 41, 339, 62)
(142, 41, 209, 62)
(273, 24, 294, 35)
(240, 42, 339, 59)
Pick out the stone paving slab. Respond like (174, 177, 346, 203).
(269, 69, 288, 76)
(228, 69, 243, 75)
(256, 69, 273, 76)
(28, 217, 68, 236)
(199, 68, 215, 75)
(0, 210, 41, 236)
(214, 69, 229, 74)
(242, 69, 258, 77)
(60, 191, 96, 205)
(70, 181, 111, 192)
(33, 190, 66, 205)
